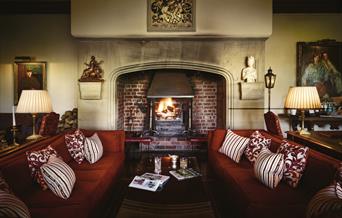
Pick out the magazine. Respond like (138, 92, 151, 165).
(128, 176, 161, 192)
(141, 173, 170, 188)
(169, 168, 201, 181)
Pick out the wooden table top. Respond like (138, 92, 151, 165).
(287, 131, 342, 160)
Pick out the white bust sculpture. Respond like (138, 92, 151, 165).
(242, 56, 257, 83)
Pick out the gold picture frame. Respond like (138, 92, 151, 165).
(147, 0, 196, 32)
(14, 61, 47, 105)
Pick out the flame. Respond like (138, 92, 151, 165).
(157, 98, 174, 113)
(156, 98, 176, 118)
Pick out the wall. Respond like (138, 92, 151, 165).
(78, 39, 265, 130)
(0, 15, 78, 116)
(265, 14, 342, 132)
(71, 0, 272, 38)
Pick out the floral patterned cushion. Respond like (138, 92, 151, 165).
(26, 145, 59, 190)
(277, 140, 309, 188)
(244, 130, 271, 163)
(65, 129, 85, 164)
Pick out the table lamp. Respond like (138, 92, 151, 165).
(16, 90, 53, 140)
(284, 86, 321, 135)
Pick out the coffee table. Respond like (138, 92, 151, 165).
(116, 155, 216, 218)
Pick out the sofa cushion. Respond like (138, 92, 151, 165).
(244, 130, 271, 163)
(277, 140, 309, 188)
(0, 190, 31, 218)
(0, 173, 11, 193)
(65, 129, 86, 164)
(84, 133, 103, 164)
(26, 145, 59, 190)
(306, 184, 342, 218)
(40, 156, 76, 199)
(254, 148, 284, 189)
(219, 130, 250, 163)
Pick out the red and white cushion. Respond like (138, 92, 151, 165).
(0, 190, 31, 218)
(277, 140, 309, 188)
(40, 156, 76, 199)
(254, 148, 284, 189)
(26, 145, 59, 190)
(218, 130, 250, 163)
(307, 185, 342, 218)
(84, 133, 103, 164)
(244, 131, 271, 163)
(65, 129, 85, 164)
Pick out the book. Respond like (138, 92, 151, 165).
(128, 176, 161, 192)
(169, 168, 201, 181)
(141, 173, 170, 188)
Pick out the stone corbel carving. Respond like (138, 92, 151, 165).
(78, 56, 104, 100)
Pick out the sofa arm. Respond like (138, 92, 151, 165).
(81, 130, 125, 153)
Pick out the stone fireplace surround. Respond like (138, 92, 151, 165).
(78, 39, 265, 131)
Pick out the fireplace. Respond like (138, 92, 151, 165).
(116, 69, 226, 140)
(146, 71, 194, 137)
(153, 98, 190, 136)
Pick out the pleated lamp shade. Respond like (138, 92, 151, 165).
(284, 86, 321, 109)
(16, 90, 53, 113)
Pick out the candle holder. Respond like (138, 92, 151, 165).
(11, 126, 19, 146)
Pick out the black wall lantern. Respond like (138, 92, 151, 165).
(264, 67, 276, 111)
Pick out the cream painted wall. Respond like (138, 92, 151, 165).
(0, 15, 78, 115)
(71, 0, 272, 38)
(265, 14, 342, 132)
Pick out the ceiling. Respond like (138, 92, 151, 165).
(0, 0, 341, 14)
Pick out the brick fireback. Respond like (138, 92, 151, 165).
(116, 70, 225, 134)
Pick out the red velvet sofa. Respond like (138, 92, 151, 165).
(0, 130, 125, 218)
(208, 129, 339, 218)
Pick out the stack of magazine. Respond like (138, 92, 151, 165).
(128, 173, 170, 192)
(169, 168, 201, 180)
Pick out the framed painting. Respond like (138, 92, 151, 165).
(147, 0, 195, 32)
(297, 40, 342, 100)
(14, 61, 47, 105)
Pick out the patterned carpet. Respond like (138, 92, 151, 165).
(116, 198, 216, 218)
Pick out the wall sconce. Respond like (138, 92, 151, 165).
(284, 86, 321, 135)
(264, 67, 276, 112)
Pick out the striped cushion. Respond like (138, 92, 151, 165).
(218, 130, 250, 163)
(336, 183, 342, 200)
(0, 174, 11, 194)
(0, 190, 31, 218)
(40, 156, 76, 199)
(84, 133, 103, 164)
(307, 185, 342, 218)
(254, 148, 284, 189)
(26, 145, 59, 190)
(336, 163, 342, 199)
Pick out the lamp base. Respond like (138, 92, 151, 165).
(26, 134, 43, 140)
(299, 129, 311, 135)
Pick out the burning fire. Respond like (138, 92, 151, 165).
(156, 98, 176, 119)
